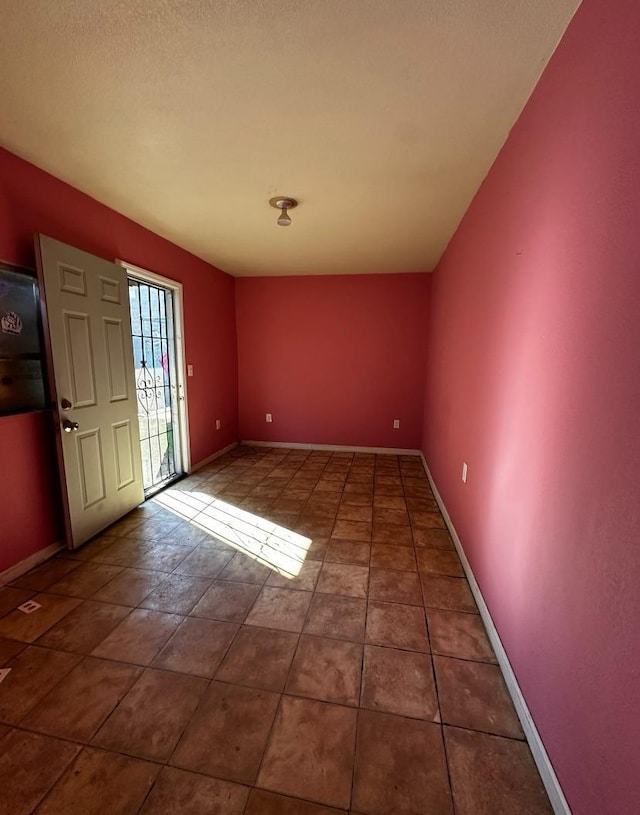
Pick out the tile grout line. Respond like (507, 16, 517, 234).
(424, 607, 457, 811)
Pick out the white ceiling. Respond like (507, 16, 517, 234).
(0, 1, 579, 277)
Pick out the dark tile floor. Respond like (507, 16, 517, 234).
(0, 446, 553, 814)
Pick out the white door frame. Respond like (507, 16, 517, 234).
(117, 260, 191, 476)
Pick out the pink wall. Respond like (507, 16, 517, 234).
(422, 1, 640, 812)
(236, 274, 429, 449)
(0, 147, 238, 572)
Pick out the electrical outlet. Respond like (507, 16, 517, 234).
(462, 462, 468, 483)
(18, 600, 42, 615)
(393, 419, 400, 429)
(215, 419, 221, 430)
(265, 413, 272, 423)
(187, 364, 194, 377)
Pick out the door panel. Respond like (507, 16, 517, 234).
(64, 311, 97, 406)
(59, 264, 87, 296)
(103, 318, 128, 402)
(36, 235, 144, 548)
(113, 420, 136, 489)
(99, 275, 122, 304)
(77, 429, 106, 507)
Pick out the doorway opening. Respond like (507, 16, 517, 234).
(121, 263, 190, 496)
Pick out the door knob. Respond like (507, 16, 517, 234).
(62, 419, 79, 432)
(60, 398, 73, 411)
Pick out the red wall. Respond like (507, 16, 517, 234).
(0, 147, 238, 572)
(236, 274, 429, 449)
(422, 1, 640, 812)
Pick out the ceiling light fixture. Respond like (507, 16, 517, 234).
(269, 197, 298, 227)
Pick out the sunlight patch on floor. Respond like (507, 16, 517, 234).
(152, 487, 312, 578)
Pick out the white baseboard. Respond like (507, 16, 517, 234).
(419, 452, 571, 815)
(190, 442, 238, 472)
(242, 440, 422, 456)
(0, 542, 65, 587)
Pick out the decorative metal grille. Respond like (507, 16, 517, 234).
(128, 279, 181, 494)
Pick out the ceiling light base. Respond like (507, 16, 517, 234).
(269, 197, 298, 211)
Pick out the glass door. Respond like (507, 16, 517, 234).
(128, 277, 183, 495)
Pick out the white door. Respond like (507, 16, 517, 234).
(36, 235, 144, 548)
